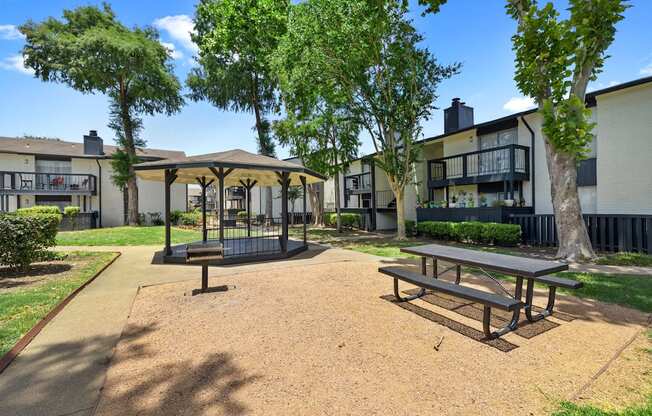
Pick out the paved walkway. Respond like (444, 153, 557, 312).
(0, 245, 379, 416)
(568, 263, 652, 276)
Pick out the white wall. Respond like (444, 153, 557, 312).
(595, 83, 652, 214)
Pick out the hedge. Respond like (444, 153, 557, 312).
(405, 220, 416, 236)
(416, 221, 521, 246)
(178, 211, 201, 226)
(237, 211, 248, 220)
(0, 213, 60, 269)
(324, 212, 362, 228)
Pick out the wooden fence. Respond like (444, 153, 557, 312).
(509, 214, 652, 254)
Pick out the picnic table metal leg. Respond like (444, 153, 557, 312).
(432, 258, 438, 279)
(393, 278, 426, 302)
(455, 265, 461, 284)
(421, 256, 427, 275)
(524, 279, 556, 322)
(483, 276, 523, 339)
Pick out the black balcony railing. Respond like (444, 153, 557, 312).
(225, 186, 245, 199)
(375, 190, 396, 209)
(344, 172, 372, 193)
(0, 171, 97, 194)
(428, 144, 529, 187)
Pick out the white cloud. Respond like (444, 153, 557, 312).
(640, 63, 652, 76)
(153, 15, 197, 53)
(160, 41, 183, 60)
(0, 54, 34, 75)
(503, 96, 536, 112)
(0, 24, 24, 40)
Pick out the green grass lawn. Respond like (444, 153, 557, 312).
(0, 251, 118, 357)
(57, 226, 202, 246)
(551, 399, 652, 416)
(595, 252, 652, 268)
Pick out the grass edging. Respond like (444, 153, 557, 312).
(0, 251, 121, 375)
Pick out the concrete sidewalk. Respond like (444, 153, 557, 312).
(0, 245, 377, 416)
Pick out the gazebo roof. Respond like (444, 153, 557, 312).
(134, 148, 326, 187)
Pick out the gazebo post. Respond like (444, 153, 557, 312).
(164, 168, 177, 256)
(200, 176, 207, 242)
(218, 168, 225, 244)
(300, 176, 307, 245)
(277, 172, 290, 253)
(239, 179, 258, 239)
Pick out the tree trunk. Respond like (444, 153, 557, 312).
(119, 94, 139, 226)
(333, 171, 342, 232)
(391, 182, 406, 240)
(543, 139, 595, 261)
(308, 184, 323, 226)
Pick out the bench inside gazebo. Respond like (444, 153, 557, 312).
(134, 149, 325, 265)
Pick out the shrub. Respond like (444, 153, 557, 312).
(15, 205, 63, 224)
(63, 206, 80, 217)
(179, 211, 201, 226)
(416, 221, 521, 247)
(237, 211, 248, 220)
(482, 223, 521, 246)
(148, 212, 164, 226)
(405, 220, 416, 236)
(170, 210, 184, 225)
(324, 212, 361, 228)
(0, 213, 60, 269)
(457, 221, 484, 243)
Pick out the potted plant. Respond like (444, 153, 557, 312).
(449, 195, 458, 208)
(503, 198, 514, 207)
(479, 194, 487, 207)
(467, 195, 475, 208)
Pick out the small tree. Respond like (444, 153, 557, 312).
(188, 0, 289, 221)
(505, 0, 628, 261)
(20, 5, 184, 225)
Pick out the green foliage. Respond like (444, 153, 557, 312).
(506, 0, 628, 158)
(416, 221, 521, 246)
(19, 4, 184, 206)
(63, 206, 80, 217)
(237, 211, 248, 220)
(170, 210, 184, 225)
(0, 213, 60, 269)
(595, 252, 652, 267)
(178, 212, 201, 226)
(16, 205, 61, 215)
(405, 220, 416, 236)
(147, 212, 164, 226)
(324, 213, 361, 229)
(188, 0, 289, 157)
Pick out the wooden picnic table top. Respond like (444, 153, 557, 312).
(400, 244, 568, 278)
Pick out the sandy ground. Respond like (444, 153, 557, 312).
(95, 257, 650, 416)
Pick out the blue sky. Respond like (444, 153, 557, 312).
(1, 0, 651, 159)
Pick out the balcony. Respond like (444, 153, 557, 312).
(0, 172, 97, 195)
(344, 172, 372, 194)
(225, 186, 245, 200)
(427, 144, 530, 188)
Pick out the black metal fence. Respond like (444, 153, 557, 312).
(510, 214, 652, 254)
(417, 207, 533, 223)
(206, 217, 284, 257)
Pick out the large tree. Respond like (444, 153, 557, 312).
(188, 0, 289, 221)
(277, 0, 458, 239)
(273, 2, 361, 232)
(506, 0, 628, 261)
(20, 5, 184, 225)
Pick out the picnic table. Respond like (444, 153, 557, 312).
(379, 244, 581, 339)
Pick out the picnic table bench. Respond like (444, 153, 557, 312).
(378, 244, 581, 339)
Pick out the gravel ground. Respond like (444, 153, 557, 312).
(95, 258, 650, 416)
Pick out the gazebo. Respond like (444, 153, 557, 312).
(134, 149, 326, 265)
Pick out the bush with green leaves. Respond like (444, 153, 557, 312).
(416, 221, 521, 247)
(147, 212, 164, 226)
(63, 206, 80, 217)
(324, 213, 362, 229)
(405, 220, 416, 236)
(237, 211, 248, 220)
(178, 211, 201, 226)
(0, 213, 61, 269)
(170, 210, 184, 225)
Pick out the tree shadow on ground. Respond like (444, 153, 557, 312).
(0, 264, 73, 290)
